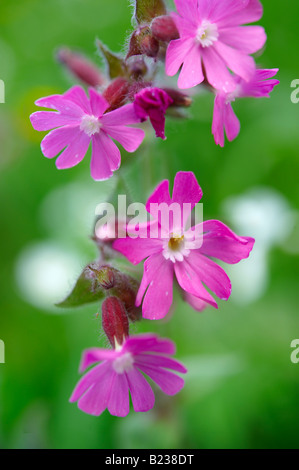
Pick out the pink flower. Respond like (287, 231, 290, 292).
(166, 0, 266, 91)
(70, 334, 187, 417)
(114, 172, 255, 319)
(212, 68, 279, 146)
(30, 85, 145, 181)
(134, 87, 173, 140)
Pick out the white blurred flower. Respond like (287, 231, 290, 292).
(15, 242, 83, 312)
(222, 187, 294, 304)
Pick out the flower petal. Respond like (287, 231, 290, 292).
(174, 0, 200, 23)
(146, 180, 172, 213)
(212, 94, 225, 147)
(104, 125, 145, 152)
(177, 44, 204, 89)
(217, 0, 263, 27)
(89, 87, 109, 117)
(174, 258, 218, 308)
(90, 133, 120, 181)
(199, 219, 255, 263)
(138, 364, 185, 395)
(124, 334, 176, 356)
(126, 367, 155, 413)
(55, 131, 90, 169)
(165, 38, 194, 77)
(35, 94, 84, 117)
(30, 111, 81, 131)
(201, 46, 236, 92)
(214, 41, 255, 82)
(76, 369, 115, 416)
(184, 291, 210, 312)
(101, 103, 140, 126)
(107, 373, 130, 417)
(171, 171, 203, 227)
(40, 125, 80, 159)
(64, 85, 92, 114)
(219, 25, 266, 54)
(79, 348, 117, 373)
(224, 101, 240, 142)
(136, 254, 174, 320)
(70, 361, 111, 403)
(113, 237, 163, 265)
(135, 353, 187, 374)
(187, 251, 232, 300)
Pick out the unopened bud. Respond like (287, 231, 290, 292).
(56, 48, 104, 87)
(102, 297, 129, 348)
(141, 33, 159, 58)
(97, 266, 116, 289)
(128, 58, 148, 80)
(127, 27, 159, 59)
(103, 77, 130, 111)
(151, 15, 179, 42)
(162, 88, 192, 107)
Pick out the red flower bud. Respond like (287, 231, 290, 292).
(102, 297, 129, 348)
(56, 48, 104, 87)
(141, 33, 159, 58)
(151, 15, 179, 42)
(127, 27, 159, 59)
(103, 77, 130, 111)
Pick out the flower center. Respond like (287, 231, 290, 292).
(196, 20, 218, 48)
(80, 114, 101, 137)
(168, 235, 184, 252)
(113, 352, 134, 374)
(163, 234, 191, 263)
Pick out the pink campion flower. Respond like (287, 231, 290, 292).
(70, 334, 187, 417)
(30, 85, 145, 181)
(166, 0, 266, 91)
(212, 68, 279, 147)
(114, 172, 255, 319)
(134, 87, 173, 140)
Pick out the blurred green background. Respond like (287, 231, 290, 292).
(0, 0, 298, 449)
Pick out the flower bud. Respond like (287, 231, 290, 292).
(56, 48, 104, 87)
(134, 0, 166, 25)
(102, 297, 129, 348)
(141, 33, 160, 58)
(151, 15, 179, 42)
(128, 58, 148, 80)
(127, 27, 159, 59)
(162, 88, 192, 107)
(92, 265, 115, 290)
(103, 77, 130, 111)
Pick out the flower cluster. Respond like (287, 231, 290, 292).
(29, 0, 277, 418)
(30, 0, 279, 181)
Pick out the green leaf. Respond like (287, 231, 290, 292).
(134, 0, 166, 24)
(56, 265, 105, 308)
(96, 39, 127, 79)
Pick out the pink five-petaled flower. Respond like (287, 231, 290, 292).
(212, 68, 280, 147)
(113, 172, 255, 319)
(70, 334, 187, 417)
(134, 87, 173, 140)
(30, 85, 145, 181)
(166, 0, 266, 91)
